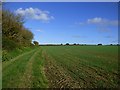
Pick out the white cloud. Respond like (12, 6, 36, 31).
(104, 36, 113, 38)
(87, 17, 103, 24)
(36, 29, 43, 32)
(97, 27, 110, 33)
(87, 17, 118, 26)
(72, 35, 87, 38)
(72, 35, 81, 38)
(75, 17, 118, 27)
(15, 7, 54, 22)
(75, 22, 84, 25)
(111, 40, 118, 43)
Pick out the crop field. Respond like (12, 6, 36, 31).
(2, 46, 119, 88)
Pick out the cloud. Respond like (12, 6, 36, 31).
(97, 27, 110, 33)
(111, 40, 118, 43)
(88, 17, 103, 24)
(75, 22, 84, 25)
(87, 17, 118, 26)
(36, 29, 43, 32)
(104, 36, 113, 38)
(75, 17, 118, 28)
(72, 35, 81, 38)
(74, 17, 118, 34)
(72, 35, 87, 38)
(15, 7, 54, 22)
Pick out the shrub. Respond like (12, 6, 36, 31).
(2, 37, 18, 51)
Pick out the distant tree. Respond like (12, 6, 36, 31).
(66, 43, 69, 45)
(61, 43, 63, 45)
(33, 41, 39, 46)
(98, 44, 102, 46)
(73, 43, 76, 45)
(110, 44, 113, 46)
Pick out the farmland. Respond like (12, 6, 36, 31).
(2, 46, 119, 88)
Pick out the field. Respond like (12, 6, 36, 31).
(2, 46, 119, 88)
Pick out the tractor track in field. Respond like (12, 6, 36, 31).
(3, 46, 118, 88)
(2, 48, 38, 88)
(2, 47, 45, 88)
(18, 49, 41, 88)
(2, 49, 37, 70)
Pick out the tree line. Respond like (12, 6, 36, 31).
(2, 9, 36, 51)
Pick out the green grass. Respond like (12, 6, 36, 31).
(2, 47, 48, 88)
(2, 46, 119, 88)
(32, 49, 48, 88)
(2, 46, 36, 62)
(2, 49, 37, 88)
(42, 46, 118, 88)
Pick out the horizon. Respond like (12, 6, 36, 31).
(38, 43, 119, 45)
(3, 2, 118, 45)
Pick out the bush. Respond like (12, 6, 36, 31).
(2, 37, 18, 51)
(2, 50, 11, 61)
(2, 10, 34, 51)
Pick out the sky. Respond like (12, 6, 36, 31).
(3, 2, 118, 45)
(3, 0, 120, 2)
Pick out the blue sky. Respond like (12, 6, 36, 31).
(3, 2, 118, 45)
